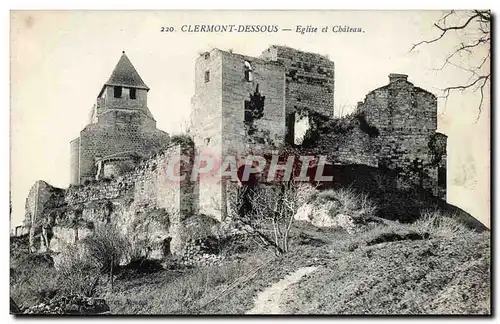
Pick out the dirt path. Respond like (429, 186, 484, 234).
(246, 266, 319, 315)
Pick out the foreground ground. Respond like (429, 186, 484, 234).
(99, 218, 490, 315)
(11, 212, 490, 315)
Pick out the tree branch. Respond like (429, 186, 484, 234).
(410, 12, 481, 52)
(411, 10, 490, 116)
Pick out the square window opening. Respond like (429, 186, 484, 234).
(114, 86, 122, 98)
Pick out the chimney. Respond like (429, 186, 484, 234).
(389, 73, 408, 83)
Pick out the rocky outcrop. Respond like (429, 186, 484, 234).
(294, 189, 376, 233)
(295, 203, 358, 233)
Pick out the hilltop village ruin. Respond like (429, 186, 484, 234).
(19, 46, 447, 256)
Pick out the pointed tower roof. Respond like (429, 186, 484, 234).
(104, 51, 150, 90)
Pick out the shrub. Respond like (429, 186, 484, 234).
(53, 224, 130, 297)
(412, 210, 472, 239)
(11, 225, 130, 308)
(313, 188, 377, 220)
(227, 181, 306, 255)
(56, 244, 101, 297)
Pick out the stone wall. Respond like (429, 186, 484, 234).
(191, 49, 224, 153)
(357, 74, 437, 135)
(69, 138, 80, 185)
(98, 86, 148, 114)
(327, 126, 379, 167)
(260, 45, 335, 144)
(190, 49, 224, 218)
(76, 116, 170, 184)
(190, 46, 335, 219)
(311, 74, 446, 199)
(313, 121, 446, 198)
(220, 49, 286, 153)
(431, 132, 448, 198)
(24, 180, 66, 252)
(191, 48, 287, 219)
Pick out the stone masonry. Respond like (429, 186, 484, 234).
(70, 52, 170, 185)
(26, 143, 195, 256)
(260, 46, 335, 145)
(313, 73, 447, 198)
(191, 46, 336, 219)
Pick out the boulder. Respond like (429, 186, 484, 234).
(294, 201, 358, 234)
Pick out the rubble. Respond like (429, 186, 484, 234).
(20, 295, 110, 315)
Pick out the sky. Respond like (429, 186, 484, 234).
(10, 10, 490, 228)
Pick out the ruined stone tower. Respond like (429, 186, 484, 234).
(357, 73, 447, 198)
(190, 46, 335, 218)
(70, 52, 170, 184)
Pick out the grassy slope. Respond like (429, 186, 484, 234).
(282, 228, 490, 314)
(104, 219, 490, 315)
(12, 215, 489, 315)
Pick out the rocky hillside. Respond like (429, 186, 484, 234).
(11, 186, 490, 315)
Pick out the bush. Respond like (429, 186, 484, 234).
(82, 223, 130, 274)
(313, 188, 378, 220)
(54, 224, 130, 298)
(56, 244, 101, 297)
(11, 224, 130, 309)
(227, 182, 306, 255)
(412, 210, 473, 239)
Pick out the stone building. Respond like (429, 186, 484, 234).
(313, 73, 447, 198)
(70, 52, 170, 185)
(191, 45, 335, 154)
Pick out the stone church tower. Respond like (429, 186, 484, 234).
(70, 52, 170, 185)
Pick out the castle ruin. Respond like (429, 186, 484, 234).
(22, 46, 447, 256)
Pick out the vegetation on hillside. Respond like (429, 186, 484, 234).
(10, 186, 490, 315)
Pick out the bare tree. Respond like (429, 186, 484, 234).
(411, 10, 491, 115)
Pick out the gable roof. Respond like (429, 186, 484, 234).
(104, 52, 150, 90)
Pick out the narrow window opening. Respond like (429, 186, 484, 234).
(114, 86, 122, 98)
(204, 71, 210, 83)
(244, 60, 253, 82)
(129, 88, 136, 99)
(204, 52, 210, 59)
(438, 166, 446, 188)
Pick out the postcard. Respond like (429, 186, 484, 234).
(10, 10, 491, 315)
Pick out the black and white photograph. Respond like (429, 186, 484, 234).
(9, 9, 491, 315)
